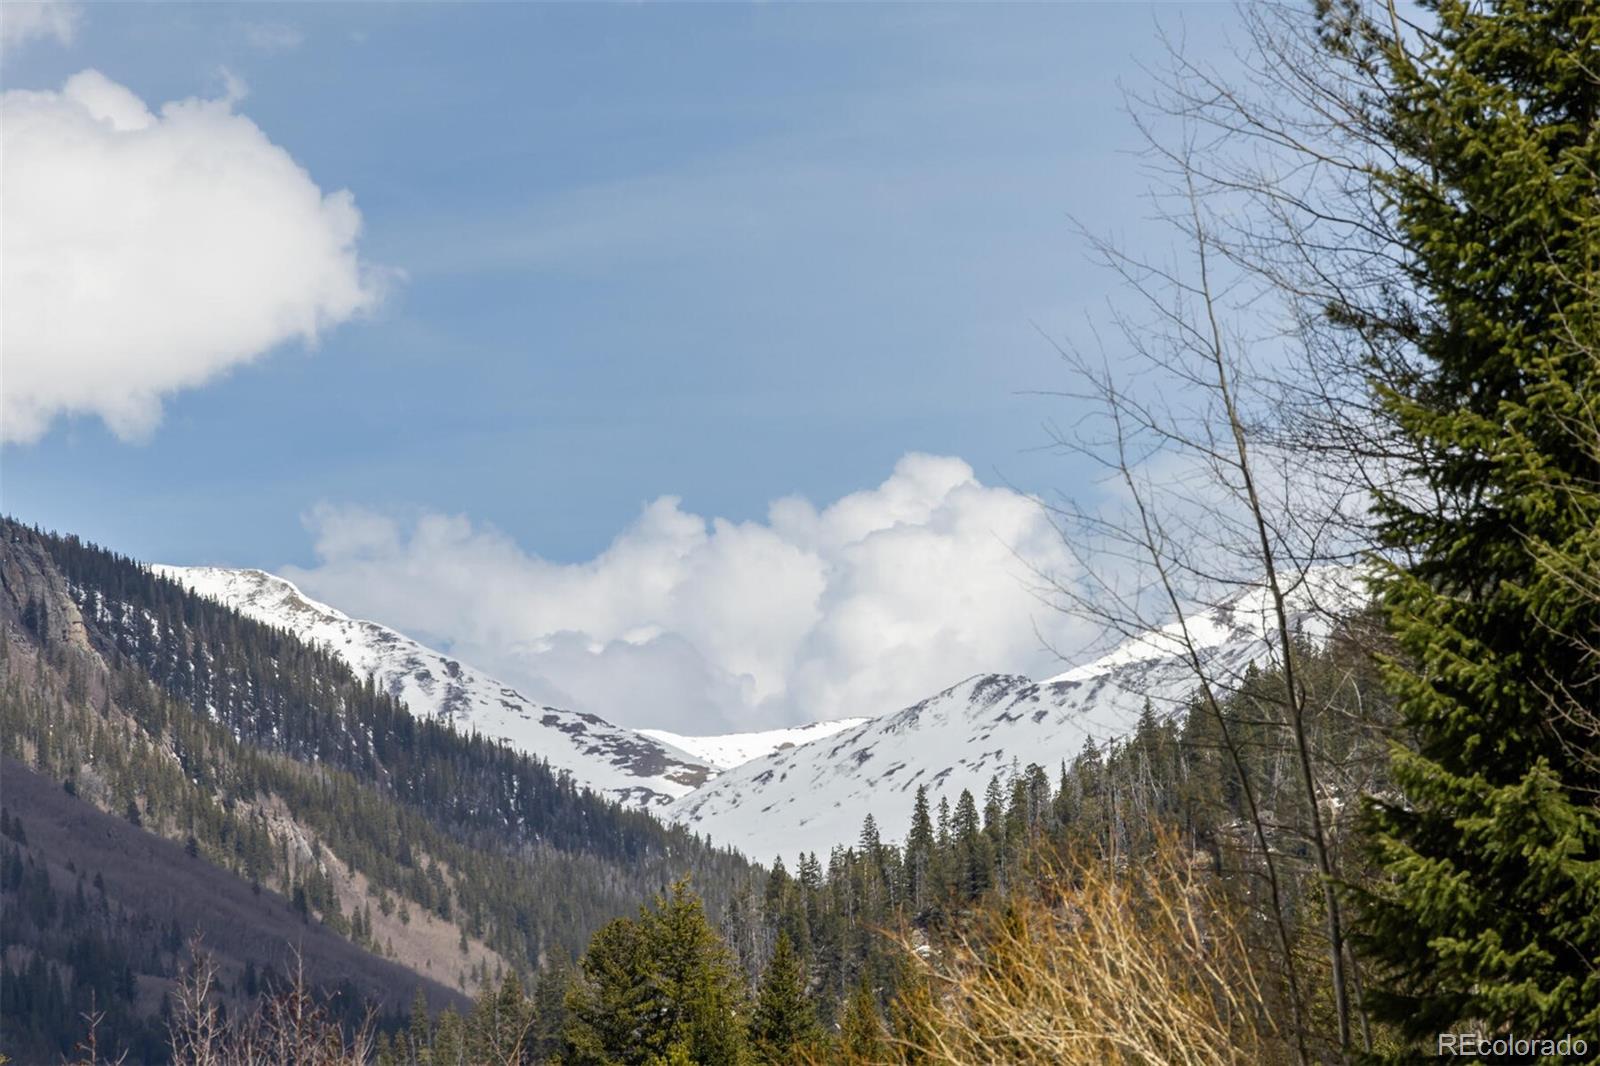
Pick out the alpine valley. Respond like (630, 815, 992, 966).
(0, 517, 1361, 1061)
(158, 557, 1362, 862)
(7, 7, 1587, 1059)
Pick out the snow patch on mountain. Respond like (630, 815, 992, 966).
(666, 568, 1364, 862)
(639, 719, 871, 772)
(153, 566, 715, 808)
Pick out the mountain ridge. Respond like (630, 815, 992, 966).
(153, 559, 1364, 865)
(154, 565, 715, 808)
(665, 568, 1364, 861)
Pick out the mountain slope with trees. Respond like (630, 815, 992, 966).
(347, 622, 1393, 1065)
(153, 565, 715, 809)
(0, 756, 468, 1065)
(0, 518, 756, 1062)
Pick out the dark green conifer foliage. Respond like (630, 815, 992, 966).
(951, 789, 988, 900)
(564, 880, 746, 1066)
(468, 970, 533, 1065)
(563, 916, 649, 1064)
(529, 959, 570, 1062)
(643, 879, 748, 1066)
(837, 976, 887, 1061)
(431, 1007, 467, 1066)
(406, 987, 432, 1065)
(749, 931, 820, 1063)
(903, 786, 935, 917)
(1354, 0, 1600, 1044)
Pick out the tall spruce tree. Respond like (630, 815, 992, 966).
(644, 879, 748, 1066)
(951, 789, 987, 900)
(749, 932, 820, 1064)
(564, 880, 747, 1066)
(406, 988, 432, 1066)
(1354, 0, 1600, 1046)
(903, 786, 935, 916)
(563, 917, 651, 1065)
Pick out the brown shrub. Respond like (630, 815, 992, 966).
(882, 834, 1292, 1066)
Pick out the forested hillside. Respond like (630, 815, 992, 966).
(0, 756, 471, 1064)
(0, 519, 756, 1062)
(1, 511, 1393, 1063)
(338, 623, 1392, 1064)
(153, 565, 715, 809)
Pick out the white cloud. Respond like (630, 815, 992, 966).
(0, 1, 80, 55)
(1, 70, 386, 444)
(282, 455, 1090, 733)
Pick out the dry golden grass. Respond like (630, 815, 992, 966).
(882, 836, 1292, 1066)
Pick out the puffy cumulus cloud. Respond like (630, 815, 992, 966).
(282, 455, 1090, 733)
(0, 1, 80, 54)
(1, 70, 385, 444)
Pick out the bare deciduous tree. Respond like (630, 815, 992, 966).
(168, 937, 378, 1066)
(1029, 8, 1435, 1058)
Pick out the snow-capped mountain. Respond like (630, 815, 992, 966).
(639, 719, 870, 772)
(154, 566, 715, 808)
(665, 568, 1365, 861)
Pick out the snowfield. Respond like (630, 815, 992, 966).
(639, 719, 871, 772)
(157, 562, 1363, 860)
(154, 566, 716, 808)
(664, 568, 1365, 862)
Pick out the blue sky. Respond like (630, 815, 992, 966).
(3, 1, 1236, 568)
(3, 2, 1247, 730)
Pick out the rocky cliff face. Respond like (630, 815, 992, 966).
(0, 528, 94, 656)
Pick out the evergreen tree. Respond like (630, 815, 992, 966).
(903, 786, 934, 916)
(1353, 0, 1600, 1047)
(376, 1030, 397, 1066)
(643, 879, 748, 1066)
(565, 881, 747, 1066)
(468, 970, 532, 1066)
(431, 1007, 467, 1066)
(981, 775, 1005, 839)
(749, 932, 820, 1063)
(529, 959, 570, 1062)
(951, 790, 988, 900)
(837, 976, 887, 1062)
(857, 813, 882, 866)
(406, 988, 432, 1066)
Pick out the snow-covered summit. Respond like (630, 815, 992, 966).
(153, 561, 1365, 852)
(1044, 565, 1360, 684)
(666, 568, 1366, 861)
(154, 566, 715, 809)
(639, 719, 870, 772)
